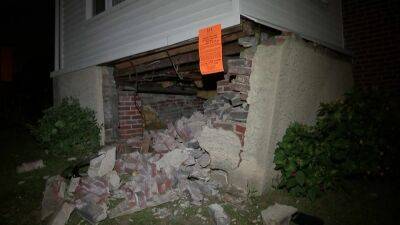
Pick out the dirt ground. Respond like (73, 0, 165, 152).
(1, 125, 398, 225)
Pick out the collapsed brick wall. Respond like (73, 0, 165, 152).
(342, 0, 400, 93)
(118, 91, 205, 149)
(139, 93, 204, 123)
(208, 58, 252, 146)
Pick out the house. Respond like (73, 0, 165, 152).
(52, 0, 353, 192)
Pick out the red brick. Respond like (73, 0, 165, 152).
(213, 121, 234, 131)
(235, 123, 246, 134)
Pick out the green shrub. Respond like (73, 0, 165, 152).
(274, 88, 399, 200)
(33, 97, 101, 156)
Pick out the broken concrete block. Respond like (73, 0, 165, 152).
(185, 139, 200, 149)
(197, 153, 211, 168)
(189, 164, 211, 181)
(67, 177, 80, 194)
(208, 203, 230, 225)
(47, 202, 75, 225)
(16, 159, 45, 173)
(155, 148, 189, 172)
(88, 145, 116, 178)
(105, 170, 120, 191)
(77, 202, 108, 224)
(41, 175, 66, 220)
(184, 181, 204, 206)
(261, 203, 297, 225)
(210, 170, 229, 188)
(198, 127, 242, 172)
(74, 177, 110, 204)
(152, 131, 183, 152)
(194, 180, 219, 197)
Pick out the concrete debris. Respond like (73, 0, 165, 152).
(47, 202, 75, 225)
(88, 146, 116, 178)
(105, 170, 120, 191)
(41, 175, 66, 220)
(151, 130, 183, 152)
(198, 127, 242, 172)
(185, 139, 200, 149)
(77, 202, 108, 224)
(184, 181, 204, 206)
(155, 148, 190, 172)
(16, 159, 45, 173)
(208, 203, 230, 225)
(40, 105, 248, 222)
(210, 170, 229, 188)
(74, 177, 110, 204)
(67, 177, 80, 193)
(67, 157, 77, 161)
(261, 203, 297, 225)
(197, 153, 211, 168)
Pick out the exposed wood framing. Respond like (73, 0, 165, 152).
(108, 19, 256, 83)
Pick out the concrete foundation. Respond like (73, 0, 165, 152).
(53, 66, 115, 144)
(231, 36, 353, 193)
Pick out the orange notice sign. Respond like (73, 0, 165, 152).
(198, 24, 224, 75)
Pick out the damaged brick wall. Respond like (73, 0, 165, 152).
(342, 0, 400, 93)
(117, 91, 204, 149)
(139, 94, 204, 123)
(118, 91, 144, 142)
(207, 58, 252, 146)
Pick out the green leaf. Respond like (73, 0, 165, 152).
(307, 187, 317, 201)
(286, 178, 298, 189)
(295, 171, 306, 186)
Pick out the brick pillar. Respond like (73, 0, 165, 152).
(118, 91, 144, 142)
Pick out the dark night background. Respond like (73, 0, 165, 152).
(1, 0, 54, 123)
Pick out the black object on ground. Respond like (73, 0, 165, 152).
(292, 212, 324, 225)
(61, 155, 97, 179)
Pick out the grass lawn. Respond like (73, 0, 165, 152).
(1, 125, 398, 225)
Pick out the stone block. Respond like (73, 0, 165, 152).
(198, 127, 241, 172)
(261, 203, 297, 225)
(208, 203, 230, 225)
(41, 175, 66, 220)
(88, 146, 116, 178)
(48, 202, 75, 225)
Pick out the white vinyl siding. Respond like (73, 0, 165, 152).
(54, 0, 345, 75)
(56, 0, 240, 75)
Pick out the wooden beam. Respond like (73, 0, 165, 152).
(110, 25, 244, 69)
(119, 83, 197, 95)
(115, 42, 242, 77)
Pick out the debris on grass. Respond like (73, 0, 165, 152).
(39, 111, 245, 224)
(16, 159, 45, 173)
